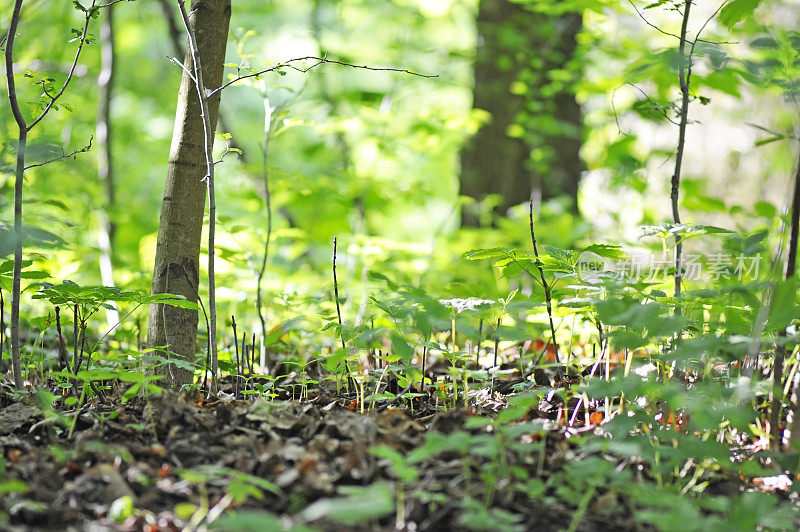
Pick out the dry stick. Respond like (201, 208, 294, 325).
(332, 237, 357, 393)
(4, 0, 108, 389)
(777, 152, 800, 447)
(176, 0, 219, 394)
(670, 0, 693, 305)
(529, 198, 559, 365)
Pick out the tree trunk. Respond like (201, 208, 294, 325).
(97, 4, 120, 328)
(460, 1, 582, 226)
(147, 0, 231, 388)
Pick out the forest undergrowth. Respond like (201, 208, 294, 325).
(3, 202, 800, 531)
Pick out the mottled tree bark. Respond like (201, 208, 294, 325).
(461, 1, 582, 226)
(147, 0, 231, 388)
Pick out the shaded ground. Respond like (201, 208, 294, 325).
(0, 379, 647, 532)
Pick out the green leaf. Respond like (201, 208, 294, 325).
(210, 511, 287, 531)
(370, 445, 419, 482)
(581, 243, 628, 261)
(463, 247, 513, 260)
(719, 0, 761, 29)
(754, 134, 786, 147)
(145, 294, 200, 310)
(767, 278, 798, 331)
(300, 483, 394, 525)
(0, 479, 29, 495)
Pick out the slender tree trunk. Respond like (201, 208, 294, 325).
(460, 1, 582, 226)
(671, 0, 692, 302)
(10, 127, 26, 391)
(97, 4, 120, 327)
(147, 0, 231, 388)
(157, 0, 245, 177)
(4, 0, 109, 389)
(5, 0, 27, 390)
(255, 97, 274, 353)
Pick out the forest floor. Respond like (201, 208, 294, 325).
(0, 373, 750, 531)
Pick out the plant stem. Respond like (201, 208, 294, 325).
(529, 198, 559, 365)
(255, 95, 274, 371)
(332, 237, 356, 392)
(67, 384, 87, 439)
(251, 332, 256, 374)
(476, 318, 483, 368)
(567, 485, 596, 532)
(54, 306, 69, 371)
(5, 0, 26, 390)
(4, 0, 102, 389)
(420, 345, 427, 392)
(493, 318, 501, 368)
(73, 305, 80, 374)
(671, 0, 693, 303)
(232, 316, 239, 398)
(781, 150, 800, 447)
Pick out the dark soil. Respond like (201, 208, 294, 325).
(0, 381, 646, 532)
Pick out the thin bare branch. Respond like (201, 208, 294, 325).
(690, 0, 731, 52)
(168, 55, 197, 83)
(27, 2, 95, 130)
(670, 0, 693, 302)
(628, 0, 682, 40)
(24, 136, 93, 170)
(747, 122, 799, 142)
(209, 55, 437, 97)
(628, 0, 735, 46)
(97, 0, 129, 8)
(628, 82, 681, 125)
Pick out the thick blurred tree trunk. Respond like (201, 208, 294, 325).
(460, 1, 583, 226)
(147, 0, 231, 388)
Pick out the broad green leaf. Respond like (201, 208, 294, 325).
(300, 483, 394, 525)
(719, 0, 761, 29)
(463, 247, 513, 260)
